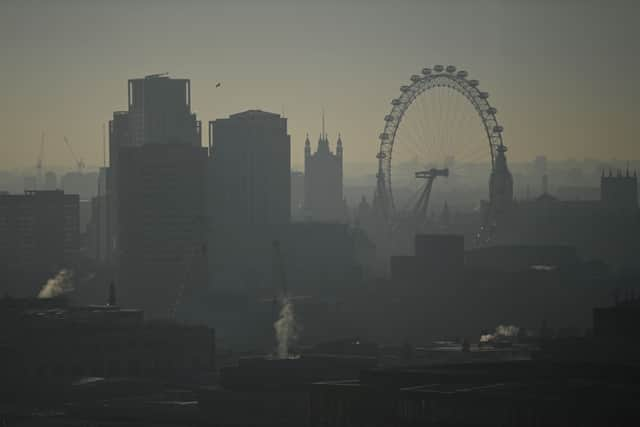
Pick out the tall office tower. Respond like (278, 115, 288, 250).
(127, 74, 201, 147)
(108, 75, 202, 257)
(304, 117, 344, 222)
(107, 74, 206, 317)
(117, 144, 207, 318)
(0, 190, 79, 297)
(208, 110, 291, 226)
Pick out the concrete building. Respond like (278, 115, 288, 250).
(208, 110, 291, 226)
(304, 119, 344, 222)
(0, 190, 79, 296)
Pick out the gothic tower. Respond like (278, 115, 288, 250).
(303, 113, 344, 222)
(489, 142, 513, 217)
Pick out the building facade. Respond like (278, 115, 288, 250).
(117, 144, 208, 318)
(208, 110, 291, 226)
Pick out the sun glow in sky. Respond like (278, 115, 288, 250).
(1, 0, 638, 172)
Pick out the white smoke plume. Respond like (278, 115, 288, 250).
(274, 294, 298, 359)
(37, 269, 74, 299)
(480, 324, 519, 343)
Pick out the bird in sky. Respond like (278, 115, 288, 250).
(215, 82, 221, 88)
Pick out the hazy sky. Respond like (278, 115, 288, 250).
(1, 0, 638, 173)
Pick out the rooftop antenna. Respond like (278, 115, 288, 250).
(322, 108, 326, 139)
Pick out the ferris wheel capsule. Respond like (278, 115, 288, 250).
(468, 79, 479, 87)
(422, 68, 432, 75)
(392, 98, 402, 106)
(478, 91, 489, 99)
(379, 133, 390, 140)
(456, 70, 468, 78)
(445, 65, 456, 73)
(487, 107, 497, 115)
(384, 115, 394, 122)
(410, 74, 421, 82)
(434, 65, 444, 72)
(493, 125, 504, 133)
(400, 85, 410, 92)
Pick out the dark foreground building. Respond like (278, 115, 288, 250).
(309, 360, 640, 427)
(199, 355, 377, 427)
(0, 295, 215, 402)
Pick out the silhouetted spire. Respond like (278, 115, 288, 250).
(304, 133, 311, 158)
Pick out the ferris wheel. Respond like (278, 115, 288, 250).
(375, 65, 505, 228)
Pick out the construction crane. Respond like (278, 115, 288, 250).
(63, 136, 85, 173)
(412, 168, 449, 231)
(36, 131, 45, 189)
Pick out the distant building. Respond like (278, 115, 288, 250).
(304, 120, 344, 222)
(601, 168, 638, 211)
(208, 110, 291, 226)
(0, 190, 79, 296)
(60, 171, 99, 200)
(23, 175, 36, 192)
(491, 168, 640, 269)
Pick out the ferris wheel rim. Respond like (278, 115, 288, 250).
(377, 66, 504, 216)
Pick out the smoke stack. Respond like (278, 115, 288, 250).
(108, 281, 116, 306)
